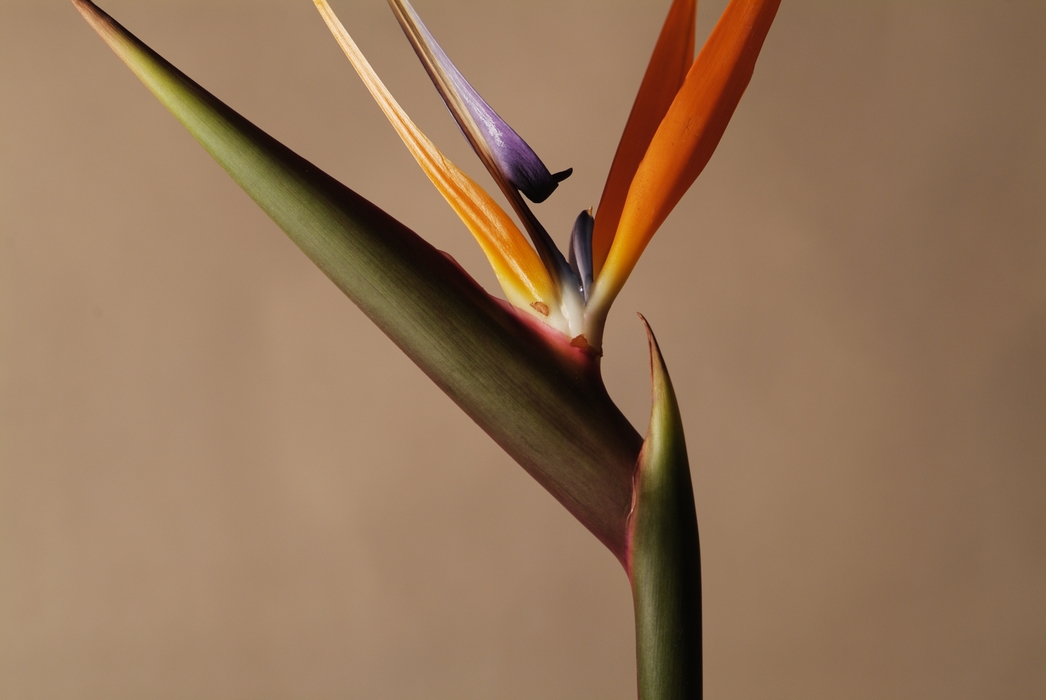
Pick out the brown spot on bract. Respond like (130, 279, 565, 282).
(531, 301, 550, 316)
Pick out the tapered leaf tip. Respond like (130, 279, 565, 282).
(72, 0, 107, 32)
(638, 313, 670, 400)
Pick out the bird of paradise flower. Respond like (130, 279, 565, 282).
(314, 0, 778, 353)
(72, 0, 780, 697)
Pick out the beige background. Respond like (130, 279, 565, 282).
(2, 1, 1043, 698)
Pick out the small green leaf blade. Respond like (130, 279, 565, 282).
(629, 316, 702, 700)
(71, 0, 640, 559)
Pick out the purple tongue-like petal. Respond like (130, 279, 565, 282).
(388, 0, 569, 203)
(569, 209, 594, 300)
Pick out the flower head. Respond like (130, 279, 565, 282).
(315, 0, 779, 351)
(73, 7, 780, 670)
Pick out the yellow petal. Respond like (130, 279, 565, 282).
(591, 0, 696, 278)
(314, 0, 562, 324)
(588, 0, 781, 325)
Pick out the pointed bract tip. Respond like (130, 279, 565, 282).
(638, 313, 664, 378)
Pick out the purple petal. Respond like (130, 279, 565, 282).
(569, 209, 594, 300)
(388, 0, 570, 203)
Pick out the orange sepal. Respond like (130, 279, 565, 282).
(590, 0, 781, 319)
(314, 0, 562, 326)
(591, 0, 696, 277)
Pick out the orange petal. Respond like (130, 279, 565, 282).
(314, 0, 562, 325)
(591, 0, 696, 277)
(590, 0, 781, 321)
